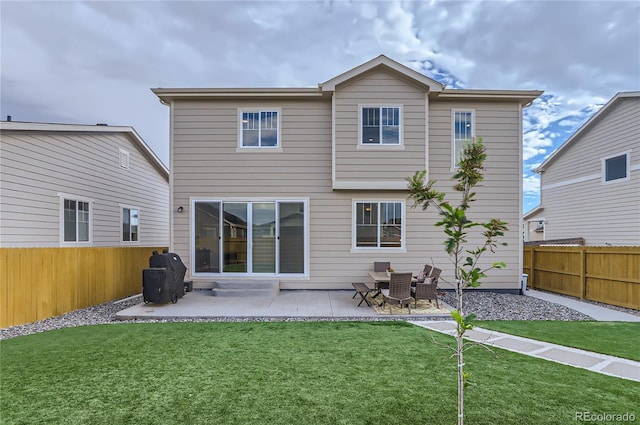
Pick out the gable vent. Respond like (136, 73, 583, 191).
(119, 148, 130, 170)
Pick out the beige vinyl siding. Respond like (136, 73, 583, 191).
(0, 131, 169, 248)
(428, 100, 524, 289)
(171, 95, 523, 290)
(334, 69, 426, 184)
(171, 98, 333, 285)
(537, 97, 640, 245)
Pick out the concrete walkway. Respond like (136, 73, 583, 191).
(526, 289, 640, 322)
(409, 320, 640, 382)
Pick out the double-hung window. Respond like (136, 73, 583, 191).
(452, 110, 475, 167)
(240, 110, 280, 148)
(354, 201, 403, 248)
(361, 106, 401, 145)
(602, 152, 629, 183)
(122, 207, 139, 242)
(62, 197, 90, 243)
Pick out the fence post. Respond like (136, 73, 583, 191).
(580, 247, 586, 299)
(530, 247, 536, 289)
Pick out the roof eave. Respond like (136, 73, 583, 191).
(151, 87, 325, 103)
(523, 205, 544, 220)
(536, 91, 640, 171)
(435, 89, 544, 106)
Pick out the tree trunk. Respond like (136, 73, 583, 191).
(457, 281, 465, 425)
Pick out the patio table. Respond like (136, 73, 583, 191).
(368, 272, 418, 297)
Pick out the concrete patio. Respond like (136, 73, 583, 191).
(115, 288, 451, 320)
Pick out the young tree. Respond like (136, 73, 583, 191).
(407, 137, 508, 425)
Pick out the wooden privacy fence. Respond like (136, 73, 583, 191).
(523, 246, 640, 310)
(0, 246, 166, 328)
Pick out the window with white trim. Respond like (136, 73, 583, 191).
(452, 110, 475, 167)
(603, 153, 629, 183)
(63, 199, 90, 242)
(122, 207, 139, 242)
(361, 106, 401, 145)
(354, 201, 403, 248)
(240, 110, 280, 147)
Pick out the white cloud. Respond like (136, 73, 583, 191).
(523, 175, 540, 196)
(1, 0, 638, 204)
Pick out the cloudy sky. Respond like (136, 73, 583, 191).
(2, 1, 639, 212)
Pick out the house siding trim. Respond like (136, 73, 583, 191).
(424, 93, 430, 177)
(350, 198, 407, 253)
(236, 107, 283, 151)
(357, 103, 404, 146)
(169, 99, 176, 251)
(57, 192, 94, 247)
(119, 203, 141, 245)
(333, 181, 408, 190)
(189, 197, 310, 279)
(451, 108, 476, 171)
(540, 162, 639, 191)
(601, 150, 632, 184)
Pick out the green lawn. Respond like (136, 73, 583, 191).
(1, 322, 638, 425)
(477, 321, 640, 361)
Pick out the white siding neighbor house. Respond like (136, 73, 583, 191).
(524, 92, 640, 246)
(0, 121, 170, 327)
(154, 55, 542, 292)
(0, 121, 169, 248)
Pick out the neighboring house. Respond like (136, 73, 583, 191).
(0, 121, 169, 248)
(0, 121, 169, 327)
(524, 92, 640, 246)
(153, 55, 542, 292)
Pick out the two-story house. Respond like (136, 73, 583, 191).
(0, 121, 169, 327)
(154, 55, 541, 292)
(524, 92, 640, 245)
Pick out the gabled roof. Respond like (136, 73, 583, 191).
(320, 54, 444, 92)
(523, 205, 544, 220)
(0, 121, 169, 181)
(535, 91, 640, 173)
(152, 54, 542, 105)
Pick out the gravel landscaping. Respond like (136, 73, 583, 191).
(2, 290, 638, 341)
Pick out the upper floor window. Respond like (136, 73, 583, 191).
(361, 106, 401, 145)
(122, 207, 139, 242)
(63, 198, 90, 243)
(602, 152, 629, 183)
(240, 110, 280, 148)
(452, 110, 475, 167)
(354, 201, 403, 249)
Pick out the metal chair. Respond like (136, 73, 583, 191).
(373, 261, 391, 291)
(381, 272, 412, 314)
(374, 261, 391, 272)
(430, 267, 442, 287)
(415, 264, 433, 282)
(411, 278, 440, 308)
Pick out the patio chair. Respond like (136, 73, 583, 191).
(415, 264, 433, 282)
(373, 261, 391, 291)
(374, 261, 391, 272)
(381, 272, 412, 314)
(430, 267, 442, 287)
(411, 278, 440, 308)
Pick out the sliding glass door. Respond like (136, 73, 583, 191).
(193, 200, 306, 276)
(278, 202, 304, 273)
(252, 202, 276, 273)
